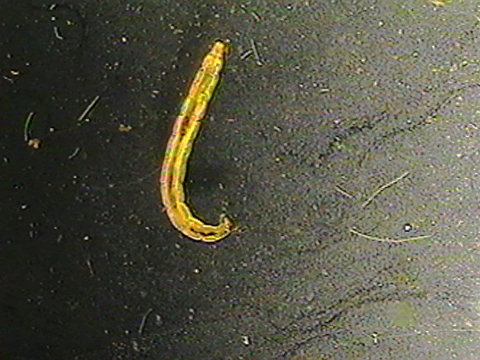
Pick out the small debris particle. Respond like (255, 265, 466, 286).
(28, 138, 41, 149)
(86, 259, 95, 276)
(118, 124, 133, 132)
(241, 335, 250, 346)
(68, 147, 81, 159)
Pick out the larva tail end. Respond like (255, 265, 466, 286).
(219, 214, 235, 231)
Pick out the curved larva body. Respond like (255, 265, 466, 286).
(160, 41, 234, 242)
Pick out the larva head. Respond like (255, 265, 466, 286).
(212, 40, 231, 57)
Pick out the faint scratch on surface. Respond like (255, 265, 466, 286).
(350, 228, 432, 243)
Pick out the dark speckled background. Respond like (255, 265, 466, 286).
(1, 0, 480, 359)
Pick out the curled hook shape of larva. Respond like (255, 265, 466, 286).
(160, 41, 235, 242)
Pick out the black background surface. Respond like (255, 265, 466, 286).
(2, 1, 480, 359)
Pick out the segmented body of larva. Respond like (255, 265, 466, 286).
(160, 41, 234, 242)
